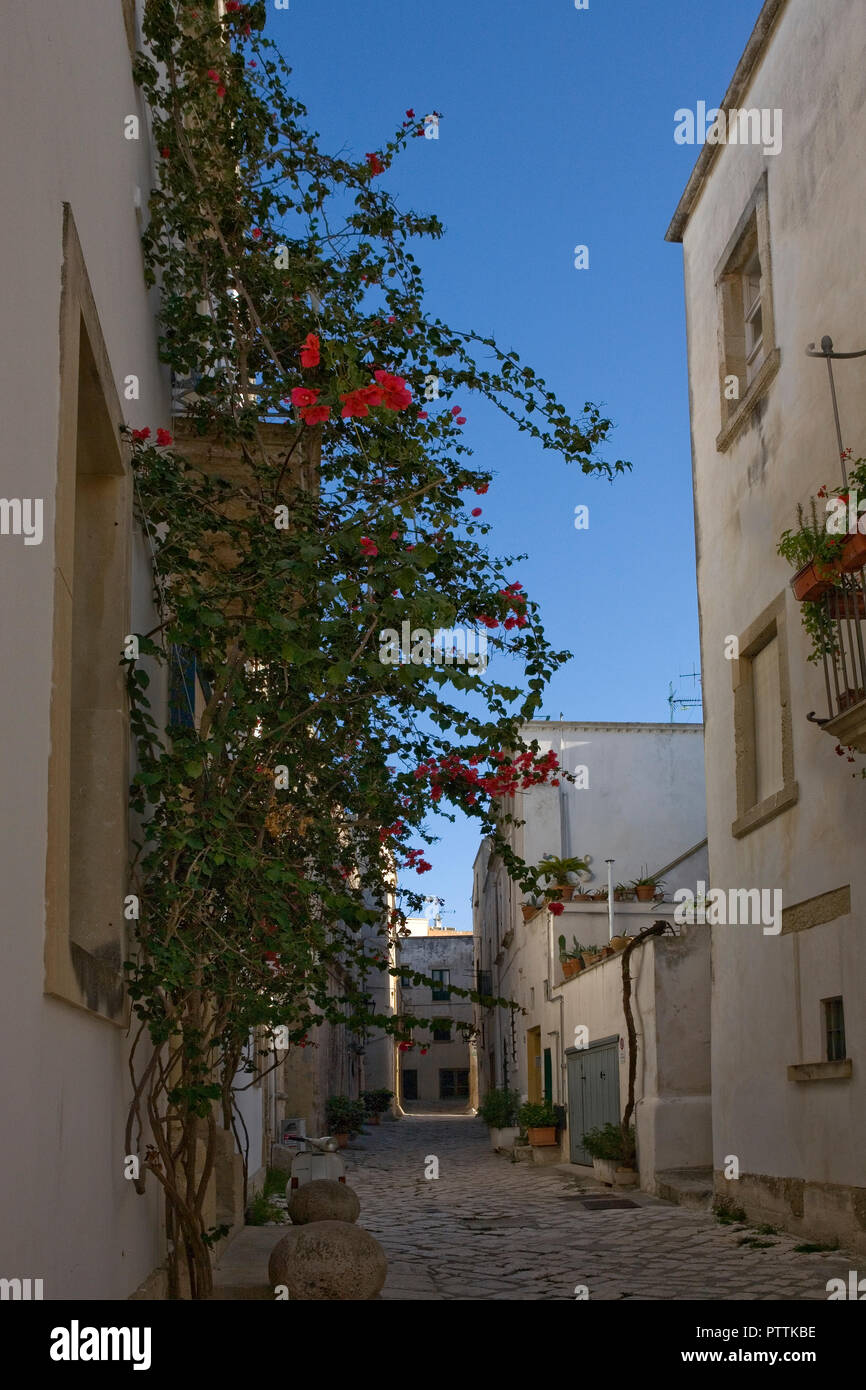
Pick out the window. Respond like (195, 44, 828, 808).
(824, 998, 846, 1062)
(715, 176, 779, 452)
(431, 968, 450, 1001)
(403, 1069, 418, 1101)
(44, 207, 131, 1022)
(477, 969, 492, 997)
(439, 1069, 469, 1099)
(732, 595, 798, 838)
(432, 1024, 452, 1043)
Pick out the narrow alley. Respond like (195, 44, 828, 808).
(342, 1114, 853, 1301)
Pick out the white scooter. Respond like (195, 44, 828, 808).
(287, 1135, 347, 1192)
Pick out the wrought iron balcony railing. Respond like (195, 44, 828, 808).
(810, 566, 866, 751)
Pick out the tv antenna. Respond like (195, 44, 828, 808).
(668, 664, 703, 722)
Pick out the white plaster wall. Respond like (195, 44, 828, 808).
(1, 1, 176, 1297)
(677, 0, 866, 1186)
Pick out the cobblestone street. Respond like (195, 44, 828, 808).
(345, 1114, 855, 1302)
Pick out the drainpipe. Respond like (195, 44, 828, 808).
(545, 909, 567, 1105)
(606, 858, 615, 943)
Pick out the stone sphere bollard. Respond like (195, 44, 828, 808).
(282, 1220, 387, 1300)
(268, 1226, 304, 1288)
(288, 1179, 360, 1226)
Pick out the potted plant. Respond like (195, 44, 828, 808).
(518, 1100, 559, 1147)
(538, 854, 590, 903)
(479, 1087, 521, 1150)
(778, 498, 847, 601)
(361, 1087, 394, 1125)
(522, 891, 546, 922)
(325, 1095, 366, 1148)
(631, 867, 665, 902)
(609, 934, 629, 951)
(558, 934, 587, 979)
(613, 883, 633, 902)
(582, 1121, 638, 1186)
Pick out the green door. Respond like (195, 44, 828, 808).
(543, 1047, 553, 1103)
(566, 1038, 620, 1164)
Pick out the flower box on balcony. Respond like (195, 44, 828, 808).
(823, 695, 866, 753)
(790, 559, 838, 602)
(839, 530, 866, 574)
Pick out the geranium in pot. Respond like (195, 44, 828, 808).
(518, 1100, 559, 1147)
(326, 1095, 366, 1148)
(582, 1121, 638, 1186)
(361, 1087, 394, 1125)
(778, 497, 847, 602)
(479, 1087, 521, 1150)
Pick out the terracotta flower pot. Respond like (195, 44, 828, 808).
(561, 957, 583, 980)
(522, 904, 539, 923)
(609, 936, 629, 951)
(839, 530, 866, 574)
(634, 885, 656, 902)
(527, 1126, 558, 1147)
(556, 883, 575, 902)
(791, 559, 838, 601)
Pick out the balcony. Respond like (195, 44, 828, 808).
(810, 568, 866, 751)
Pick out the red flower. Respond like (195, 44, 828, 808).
(300, 405, 330, 425)
(341, 389, 371, 419)
(299, 332, 320, 369)
(160, 147, 170, 159)
(471, 507, 482, 517)
(451, 406, 462, 416)
(417, 411, 428, 420)
(216, 85, 226, 99)
(360, 536, 378, 557)
(156, 428, 173, 447)
(390, 530, 399, 540)
(291, 386, 320, 408)
(406, 109, 415, 118)
(475, 483, 489, 493)
(456, 416, 466, 425)
(131, 427, 150, 442)
(207, 69, 219, 82)
(251, 227, 262, 240)
(549, 901, 565, 917)
(225, 0, 242, 10)
(420, 1047, 428, 1055)
(366, 152, 384, 175)
(373, 369, 412, 410)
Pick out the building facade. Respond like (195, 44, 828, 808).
(473, 722, 710, 1186)
(667, 0, 866, 1248)
(395, 923, 476, 1110)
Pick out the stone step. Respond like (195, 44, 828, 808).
(655, 1167, 714, 1211)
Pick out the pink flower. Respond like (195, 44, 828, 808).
(451, 406, 461, 416)
(360, 537, 378, 557)
(207, 69, 219, 82)
(390, 531, 399, 540)
(156, 428, 173, 447)
(457, 416, 466, 425)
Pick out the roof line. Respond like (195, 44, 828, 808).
(665, 0, 789, 243)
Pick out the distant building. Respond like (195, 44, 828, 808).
(395, 921, 477, 1109)
(473, 721, 709, 1188)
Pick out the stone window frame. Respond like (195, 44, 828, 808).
(731, 592, 798, 838)
(122, 0, 137, 56)
(43, 206, 132, 1024)
(715, 173, 781, 453)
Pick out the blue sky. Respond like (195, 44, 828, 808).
(268, 0, 765, 925)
